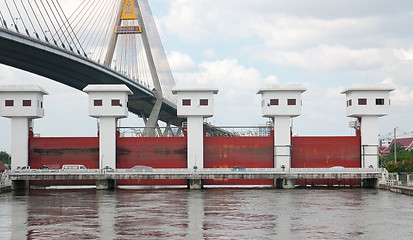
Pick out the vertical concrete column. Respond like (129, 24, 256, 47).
(83, 84, 132, 170)
(274, 116, 291, 168)
(11, 118, 30, 169)
(99, 117, 117, 169)
(341, 84, 395, 168)
(187, 116, 204, 169)
(0, 85, 48, 170)
(172, 86, 218, 170)
(360, 116, 379, 168)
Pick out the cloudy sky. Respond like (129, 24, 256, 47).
(1, 0, 413, 152)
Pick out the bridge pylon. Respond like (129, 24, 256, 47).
(103, 0, 175, 133)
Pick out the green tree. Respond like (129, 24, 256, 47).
(0, 151, 11, 165)
(382, 142, 413, 173)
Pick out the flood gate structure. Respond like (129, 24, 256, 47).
(2, 84, 394, 189)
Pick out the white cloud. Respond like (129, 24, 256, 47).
(167, 51, 197, 72)
(263, 45, 386, 72)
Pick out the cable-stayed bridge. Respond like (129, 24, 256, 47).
(0, 0, 182, 127)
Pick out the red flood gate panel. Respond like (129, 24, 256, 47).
(29, 136, 99, 186)
(291, 136, 361, 186)
(29, 137, 99, 169)
(116, 137, 187, 185)
(204, 136, 274, 185)
(291, 136, 361, 168)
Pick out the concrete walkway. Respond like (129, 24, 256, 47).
(380, 184, 413, 196)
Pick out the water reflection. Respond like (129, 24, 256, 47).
(0, 188, 412, 239)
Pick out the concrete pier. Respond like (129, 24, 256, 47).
(363, 178, 379, 188)
(96, 179, 116, 190)
(12, 180, 29, 190)
(275, 178, 296, 189)
(187, 179, 203, 190)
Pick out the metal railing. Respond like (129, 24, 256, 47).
(205, 126, 272, 137)
(118, 127, 184, 137)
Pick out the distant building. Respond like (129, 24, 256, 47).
(0, 162, 8, 171)
(381, 137, 413, 155)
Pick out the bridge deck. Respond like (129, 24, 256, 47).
(0, 28, 182, 126)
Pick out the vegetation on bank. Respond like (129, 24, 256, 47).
(380, 143, 413, 173)
(0, 151, 11, 165)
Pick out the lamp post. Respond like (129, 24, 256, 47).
(394, 127, 397, 163)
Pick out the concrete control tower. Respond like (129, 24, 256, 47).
(257, 84, 306, 170)
(172, 86, 218, 170)
(83, 84, 133, 169)
(341, 84, 395, 168)
(0, 85, 48, 170)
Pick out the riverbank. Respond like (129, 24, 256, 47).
(380, 184, 413, 196)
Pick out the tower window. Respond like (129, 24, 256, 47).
(270, 99, 279, 105)
(94, 99, 103, 106)
(112, 99, 121, 106)
(200, 99, 208, 106)
(376, 98, 384, 105)
(358, 98, 367, 105)
(22, 100, 31, 106)
(287, 99, 296, 105)
(5, 100, 13, 107)
(182, 99, 191, 106)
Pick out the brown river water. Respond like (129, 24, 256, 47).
(0, 187, 412, 239)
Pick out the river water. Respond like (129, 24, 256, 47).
(0, 187, 412, 239)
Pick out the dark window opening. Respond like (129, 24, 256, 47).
(287, 99, 296, 105)
(376, 98, 384, 105)
(270, 99, 279, 105)
(5, 100, 13, 107)
(112, 99, 121, 106)
(358, 98, 367, 105)
(200, 99, 208, 106)
(22, 100, 31, 107)
(182, 99, 191, 106)
(94, 99, 103, 106)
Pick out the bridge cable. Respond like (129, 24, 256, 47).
(76, 0, 100, 52)
(33, 0, 57, 45)
(49, 0, 76, 52)
(27, 0, 48, 42)
(19, 0, 39, 39)
(84, 0, 112, 62)
(11, 0, 29, 36)
(43, 0, 70, 49)
(38, 0, 63, 47)
(55, 0, 87, 56)
(0, 9, 7, 28)
(4, 0, 18, 32)
(66, 0, 93, 57)
(95, 0, 117, 62)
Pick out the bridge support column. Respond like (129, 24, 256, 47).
(12, 180, 29, 190)
(363, 178, 379, 188)
(187, 179, 203, 190)
(275, 178, 296, 189)
(96, 179, 116, 190)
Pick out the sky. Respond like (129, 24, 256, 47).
(1, 0, 413, 152)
